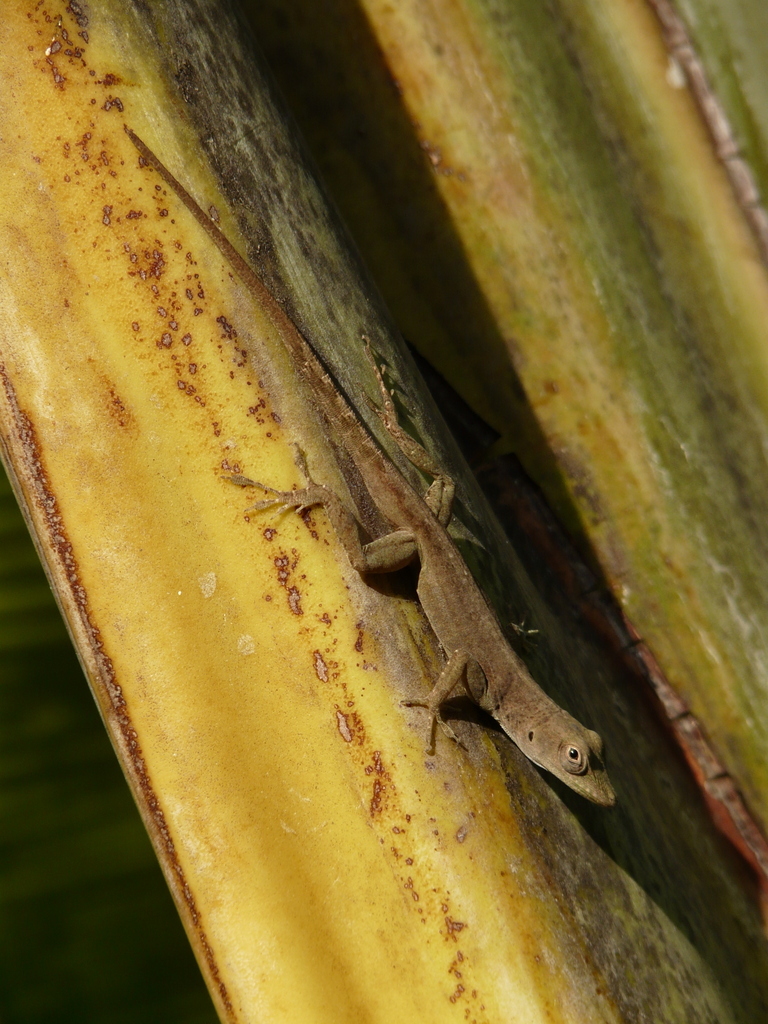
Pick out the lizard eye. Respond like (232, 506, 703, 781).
(560, 742, 587, 775)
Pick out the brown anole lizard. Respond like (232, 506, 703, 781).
(126, 128, 616, 806)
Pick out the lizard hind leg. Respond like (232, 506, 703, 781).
(224, 448, 327, 518)
(227, 447, 402, 575)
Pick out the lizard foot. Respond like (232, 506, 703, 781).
(224, 473, 328, 518)
(245, 484, 329, 518)
(400, 699, 467, 755)
(224, 445, 329, 518)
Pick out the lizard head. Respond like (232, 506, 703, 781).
(523, 711, 616, 806)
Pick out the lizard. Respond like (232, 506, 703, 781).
(125, 127, 616, 807)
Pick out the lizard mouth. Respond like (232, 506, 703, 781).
(580, 773, 616, 807)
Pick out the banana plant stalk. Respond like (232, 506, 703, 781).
(1, 2, 767, 1023)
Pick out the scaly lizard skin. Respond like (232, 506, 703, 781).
(126, 128, 615, 806)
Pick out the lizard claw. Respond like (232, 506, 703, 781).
(225, 465, 325, 519)
(224, 476, 299, 519)
(401, 699, 466, 754)
(223, 473, 273, 490)
(245, 492, 321, 518)
(245, 497, 292, 516)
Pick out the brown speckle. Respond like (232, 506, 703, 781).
(314, 650, 329, 682)
(336, 710, 353, 742)
(448, 985, 465, 1004)
(445, 917, 466, 941)
(287, 585, 302, 615)
(216, 315, 236, 338)
(107, 387, 131, 428)
(274, 555, 290, 584)
(370, 778, 384, 815)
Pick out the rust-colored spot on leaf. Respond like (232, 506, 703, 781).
(216, 315, 236, 339)
(106, 385, 133, 429)
(371, 778, 384, 815)
(314, 650, 329, 682)
(336, 710, 353, 742)
(444, 917, 467, 941)
(448, 984, 466, 1004)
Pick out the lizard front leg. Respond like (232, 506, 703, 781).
(402, 649, 486, 754)
(363, 338, 455, 527)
